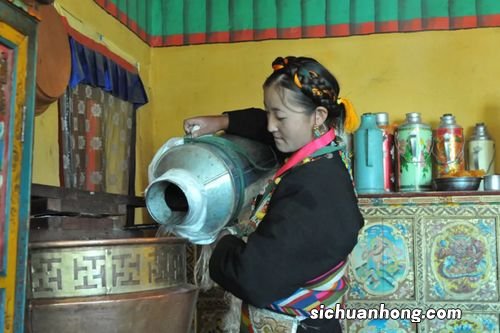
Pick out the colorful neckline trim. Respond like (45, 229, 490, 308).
(274, 128, 336, 179)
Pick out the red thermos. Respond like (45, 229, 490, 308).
(376, 112, 394, 192)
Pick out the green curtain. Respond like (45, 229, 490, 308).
(94, 0, 500, 46)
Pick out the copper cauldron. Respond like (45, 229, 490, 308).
(27, 237, 197, 333)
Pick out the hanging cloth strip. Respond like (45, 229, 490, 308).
(239, 128, 350, 333)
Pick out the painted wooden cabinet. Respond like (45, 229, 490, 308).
(345, 192, 500, 333)
(0, 1, 37, 332)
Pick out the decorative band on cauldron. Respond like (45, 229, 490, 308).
(29, 238, 187, 299)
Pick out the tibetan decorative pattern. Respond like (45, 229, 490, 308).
(349, 219, 414, 300)
(424, 218, 497, 301)
(346, 312, 417, 333)
(29, 238, 186, 299)
(426, 313, 499, 332)
(342, 193, 500, 333)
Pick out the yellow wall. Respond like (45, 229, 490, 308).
(33, 1, 500, 195)
(151, 28, 500, 173)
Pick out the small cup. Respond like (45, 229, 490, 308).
(484, 174, 500, 191)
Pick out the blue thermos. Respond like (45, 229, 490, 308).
(354, 113, 384, 194)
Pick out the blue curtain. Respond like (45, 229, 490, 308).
(68, 37, 148, 109)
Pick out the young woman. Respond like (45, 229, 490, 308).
(184, 56, 364, 332)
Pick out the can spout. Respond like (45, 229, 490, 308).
(164, 183, 189, 212)
(146, 179, 181, 225)
(145, 168, 206, 228)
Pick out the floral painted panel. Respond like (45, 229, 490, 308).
(424, 218, 497, 301)
(426, 313, 499, 333)
(346, 317, 417, 333)
(349, 218, 414, 300)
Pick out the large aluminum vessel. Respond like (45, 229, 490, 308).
(146, 134, 279, 244)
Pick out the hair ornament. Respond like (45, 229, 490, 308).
(272, 56, 294, 72)
(293, 73, 303, 88)
(309, 70, 319, 78)
(312, 88, 322, 96)
(337, 97, 360, 133)
(272, 64, 285, 71)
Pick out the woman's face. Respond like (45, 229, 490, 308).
(264, 83, 316, 153)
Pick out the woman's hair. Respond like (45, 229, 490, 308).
(263, 56, 345, 129)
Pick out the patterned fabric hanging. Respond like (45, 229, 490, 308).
(95, 0, 500, 47)
(59, 28, 148, 195)
(60, 84, 134, 194)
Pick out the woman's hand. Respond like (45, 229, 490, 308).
(183, 115, 229, 138)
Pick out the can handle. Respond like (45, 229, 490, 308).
(395, 131, 433, 164)
(366, 129, 373, 167)
(487, 148, 496, 174)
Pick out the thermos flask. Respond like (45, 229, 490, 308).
(433, 114, 465, 178)
(468, 123, 496, 175)
(375, 112, 394, 192)
(395, 112, 433, 192)
(354, 113, 384, 194)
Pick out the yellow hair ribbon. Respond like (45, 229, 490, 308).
(293, 73, 302, 88)
(338, 97, 360, 133)
(272, 64, 284, 71)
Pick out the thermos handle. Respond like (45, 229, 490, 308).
(487, 148, 496, 174)
(409, 134, 417, 161)
(472, 149, 479, 170)
(366, 129, 373, 167)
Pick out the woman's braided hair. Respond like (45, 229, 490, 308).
(264, 56, 359, 133)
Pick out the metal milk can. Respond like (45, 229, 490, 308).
(432, 114, 465, 178)
(375, 112, 394, 192)
(146, 134, 279, 244)
(395, 112, 433, 192)
(468, 123, 496, 175)
(353, 113, 384, 194)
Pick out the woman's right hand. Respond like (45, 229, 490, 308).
(183, 115, 229, 138)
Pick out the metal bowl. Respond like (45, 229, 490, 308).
(432, 177, 482, 191)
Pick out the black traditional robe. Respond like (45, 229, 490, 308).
(209, 108, 364, 332)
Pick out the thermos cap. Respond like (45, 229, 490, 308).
(439, 113, 456, 126)
(405, 112, 421, 124)
(361, 113, 377, 125)
(375, 112, 389, 126)
(471, 122, 492, 140)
